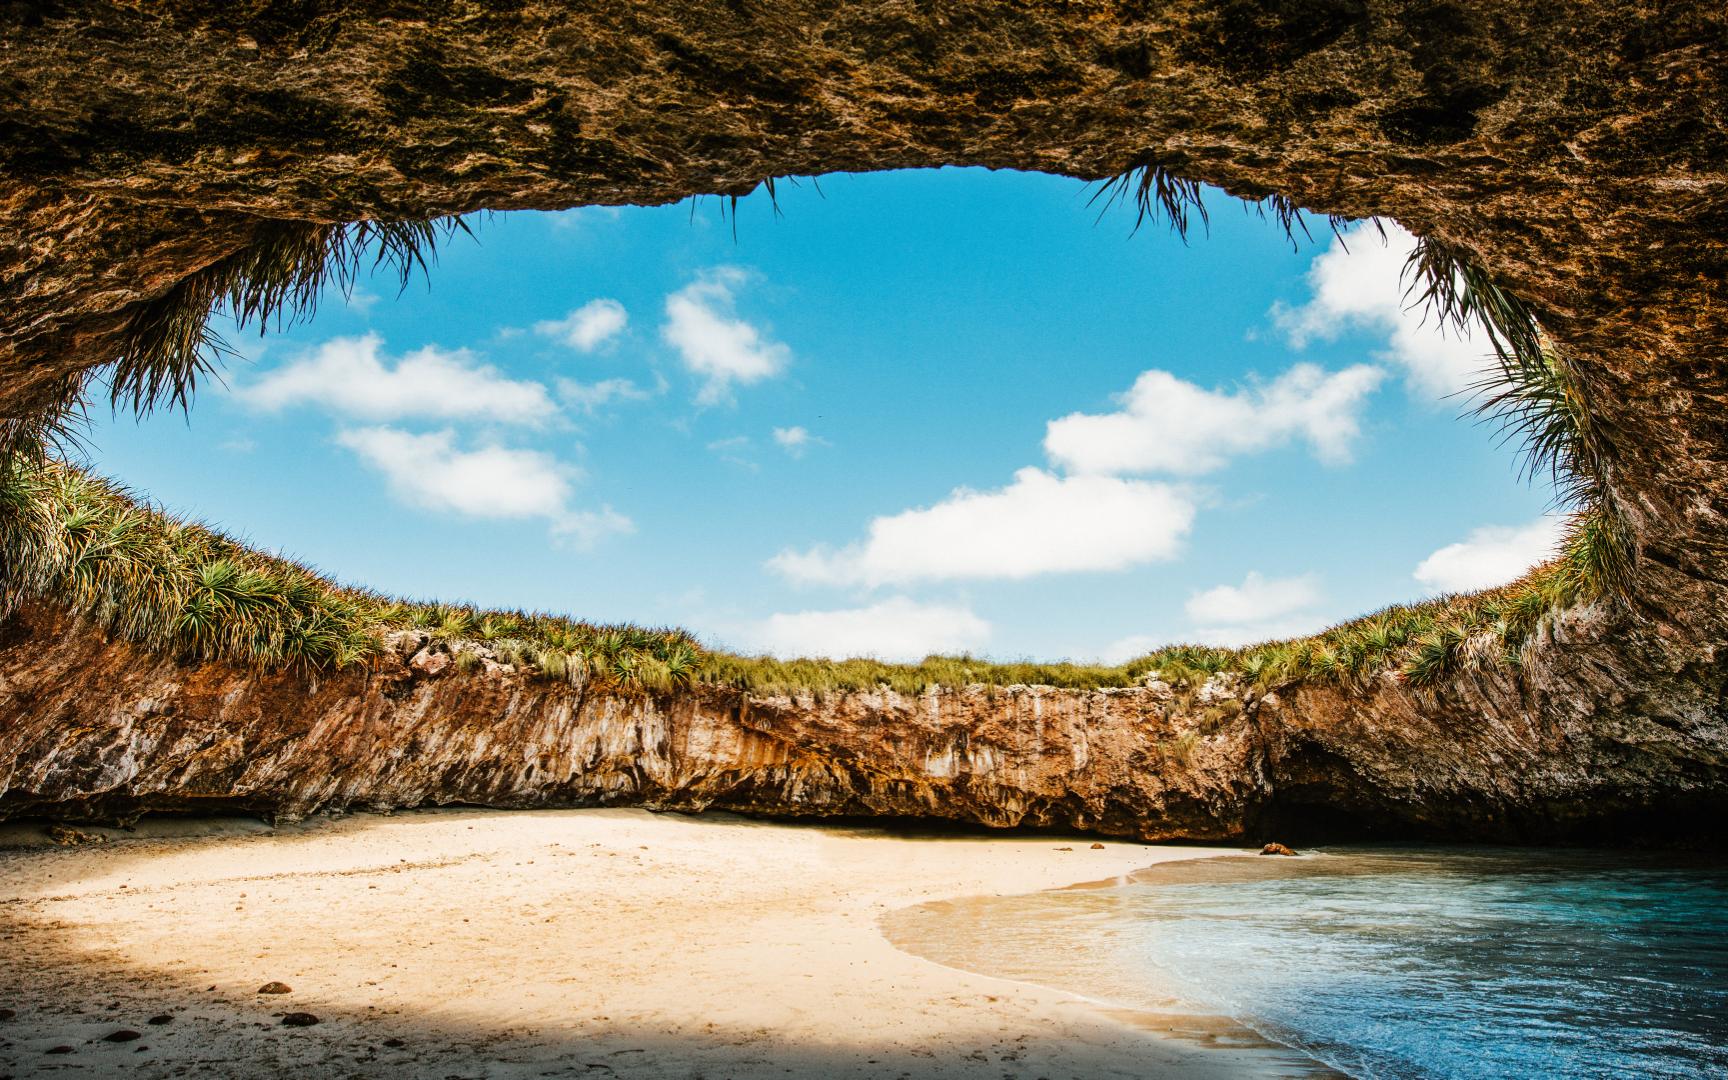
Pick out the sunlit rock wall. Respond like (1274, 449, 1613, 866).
(5, 602, 1722, 843)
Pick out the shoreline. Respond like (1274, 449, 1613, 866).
(1, 807, 1331, 1078)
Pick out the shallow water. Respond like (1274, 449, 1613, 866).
(882, 847, 1728, 1079)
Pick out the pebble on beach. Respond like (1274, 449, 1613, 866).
(102, 1029, 142, 1042)
(280, 1012, 321, 1027)
(256, 982, 292, 995)
(1259, 842, 1298, 856)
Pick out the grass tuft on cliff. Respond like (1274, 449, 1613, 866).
(2, 454, 1613, 697)
(0, 217, 472, 462)
(111, 218, 470, 418)
(0, 457, 698, 689)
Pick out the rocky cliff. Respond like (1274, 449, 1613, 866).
(2, 2, 1726, 841)
(5, 597, 1721, 843)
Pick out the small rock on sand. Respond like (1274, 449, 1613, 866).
(46, 1045, 74, 1054)
(46, 823, 104, 846)
(147, 1014, 173, 1025)
(280, 1012, 320, 1027)
(382, 1037, 407, 1048)
(1090, 842, 1105, 850)
(1259, 842, 1298, 856)
(102, 1029, 142, 1042)
(0, 1007, 15, 1021)
(256, 982, 292, 995)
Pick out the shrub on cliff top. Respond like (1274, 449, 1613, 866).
(0, 456, 697, 689)
(0, 454, 1615, 696)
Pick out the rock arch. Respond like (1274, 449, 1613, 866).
(1, 1, 1724, 839)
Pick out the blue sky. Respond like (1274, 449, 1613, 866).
(84, 168, 1560, 662)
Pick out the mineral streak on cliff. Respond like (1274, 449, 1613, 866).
(1, 2, 1726, 840)
(4, 600, 1721, 844)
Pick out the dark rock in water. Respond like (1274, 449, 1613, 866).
(382, 1037, 406, 1048)
(256, 982, 291, 995)
(146, 1014, 173, 1025)
(46, 1045, 74, 1054)
(1260, 843, 1298, 856)
(102, 1029, 142, 1042)
(280, 1012, 320, 1028)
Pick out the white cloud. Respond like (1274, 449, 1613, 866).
(1044, 363, 1383, 476)
(1098, 633, 1165, 665)
(705, 434, 758, 471)
(238, 334, 555, 425)
(1180, 572, 1328, 646)
(1272, 221, 1491, 399)
(556, 376, 652, 414)
(342, 285, 380, 314)
(662, 267, 791, 404)
(1186, 572, 1321, 625)
(747, 598, 991, 662)
(772, 425, 824, 457)
(536, 299, 628, 352)
(335, 426, 631, 546)
(1414, 515, 1566, 593)
(769, 468, 1195, 587)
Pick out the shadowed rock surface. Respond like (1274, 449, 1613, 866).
(1, 2, 1725, 840)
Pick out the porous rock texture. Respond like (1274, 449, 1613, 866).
(2, 599, 1722, 844)
(2, 2, 1726, 840)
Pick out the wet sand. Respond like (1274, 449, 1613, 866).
(0, 808, 1328, 1078)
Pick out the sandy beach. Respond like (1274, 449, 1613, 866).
(0, 808, 1330, 1078)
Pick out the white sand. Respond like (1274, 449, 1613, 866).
(0, 808, 1330, 1078)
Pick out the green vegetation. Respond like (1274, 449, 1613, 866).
(4, 217, 471, 462)
(0, 176, 1635, 698)
(2, 452, 1610, 697)
(0, 457, 700, 690)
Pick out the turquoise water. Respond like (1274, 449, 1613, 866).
(883, 847, 1728, 1079)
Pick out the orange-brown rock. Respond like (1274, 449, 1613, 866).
(3, 600, 1723, 844)
(1, 3, 1726, 844)
(1260, 843, 1298, 856)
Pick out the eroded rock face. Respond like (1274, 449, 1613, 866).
(1, 4, 1725, 841)
(4, 602, 1722, 843)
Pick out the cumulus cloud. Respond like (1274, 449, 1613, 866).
(1043, 359, 1382, 473)
(662, 267, 791, 404)
(769, 468, 1195, 587)
(1186, 571, 1321, 625)
(1413, 515, 1566, 593)
(772, 425, 824, 457)
(1272, 221, 1491, 399)
(1044, 363, 1384, 476)
(1182, 572, 1328, 646)
(747, 598, 991, 662)
(237, 334, 555, 425)
(535, 299, 628, 352)
(335, 426, 631, 545)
